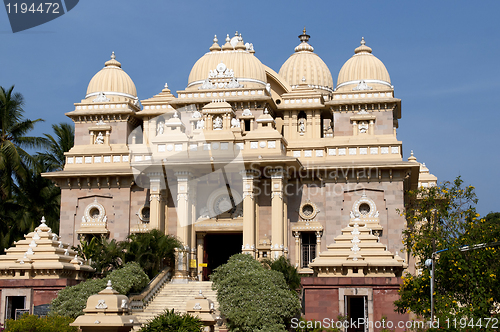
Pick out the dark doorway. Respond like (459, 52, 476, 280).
(203, 233, 242, 280)
(5, 296, 25, 320)
(346, 296, 367, 332)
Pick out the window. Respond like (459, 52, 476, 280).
(301, 233, 316, 268)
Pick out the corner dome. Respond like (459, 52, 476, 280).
(187, 33, 267, 90)
(279, 29, 334, 93)
(336, 38, 392, 92)
(85, 52, 137, 101)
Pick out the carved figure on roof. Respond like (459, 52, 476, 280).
(94, 132, 104, 144)
(231, 117, 240, 128)
(213, 116, 223, 130)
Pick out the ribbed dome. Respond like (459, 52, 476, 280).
(279, 29, 333, 93)
(336, 38, 392, 92)
(187, 34, 267, 90)
(85, 52, 137, 100)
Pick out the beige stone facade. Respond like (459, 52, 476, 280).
(44, 29, 436, 282)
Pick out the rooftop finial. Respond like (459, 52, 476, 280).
(235, 31, 239, 36)
(411, 150, 414, 156)
(40, 216, 47, 225)
(106, 280, 113, 289)
(361, 37, 365, 46)
(226, 34, 230, 43)
(164, 83, 169, 89)
(298, 27, 310, 43)
(111, 51, 116, 60)
(213, 35, 218, 43)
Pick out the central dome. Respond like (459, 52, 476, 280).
(187, 33, 267, 90)
(279, 29, 334, 93)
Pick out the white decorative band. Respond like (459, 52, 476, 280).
(335, 79, 393, 91)
(187, 78, 267, 89)
(85, 91, 137, 100)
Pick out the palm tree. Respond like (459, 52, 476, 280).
(0, 85, 46, 200)
(37, 123, 74, 171)
(0, 85, 47, 253)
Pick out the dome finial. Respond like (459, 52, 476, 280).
(222, 34, 233, 51)
(210, 35, 221, 52)
(226, 34, 230, 43)
(299, 27, 310, 43)
(360, 37, 365, 46)
(111, 51, 116, 60)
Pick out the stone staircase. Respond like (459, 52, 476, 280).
(134, 281, 219, 326)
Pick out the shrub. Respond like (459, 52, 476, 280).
(262, 256, 301, 291)
(4, 314, 76, 332)
(50, 262, 149, 318)
(211, 254, 301, 332)
(139, 309, 203, 332)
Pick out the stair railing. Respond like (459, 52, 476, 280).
(129, 266, 171, 312)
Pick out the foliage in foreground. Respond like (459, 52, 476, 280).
(50, 262, 149, 318)
(74, 229, 181, 278)
(396, 176, 500, 326)
(262, 255, 301, 291)
(211, 254, 301, 332)
(4, 314, 76, 332)
(139, 309, 203, 332)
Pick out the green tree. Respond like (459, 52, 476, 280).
(262, 255, 301, 291)
(395, 177, 500, 326)
(0, 85, 45, 200)
(74, 236, 124, 276)
(211, 254, 301, 332)
(139, 309, 203, 332)
(121, 229, 181, 278)
(37, 122, 74, 171)
(0, 85, 47, 252)
(49, 262, 149, 318)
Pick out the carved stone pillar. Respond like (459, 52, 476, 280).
(294, 231, 300, 268)
(173, 171, 192, 281)
(175, 171, 192, 247)
(352, 120, 358, 136)
(148, 172, 165, 232)
(271, 169, 285, 258)
(369, 119, 375, 135)
(241, 170, 257, 256)
(196, 233, 206, 281)
(315, 231, 322, 259)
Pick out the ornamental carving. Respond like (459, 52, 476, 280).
(199, 62, 244, 90)
(299, 201, 319, 220)
(82, 198, 107, 223)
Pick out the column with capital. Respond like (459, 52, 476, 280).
(271, 169, 285, 258)
(293, 231, 300, 268)
(173, 171, 192, 281)
(148, 171, 165, 232)
(241, 170, 257, 256)
(315, 231, 322, 259)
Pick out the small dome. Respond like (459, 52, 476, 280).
(187, 33, 267, 90)
(336, 38, 392, 92)
(279, 28, 334, 93)
(85, 52, 137, 100)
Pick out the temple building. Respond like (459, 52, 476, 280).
(43, 29, 437, 329)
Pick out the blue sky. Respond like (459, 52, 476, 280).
(1, 1, 499, 215)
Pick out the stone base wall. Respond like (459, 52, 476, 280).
(302, 277, 409, 332)
(0, 278, 82, 324)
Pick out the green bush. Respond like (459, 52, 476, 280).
(4, 314, 76, 332)
(50, 262, 149, 318)
(139, 309, 203, 332)
(211, 254, 301, 332)
(262, 256, 301, 291)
